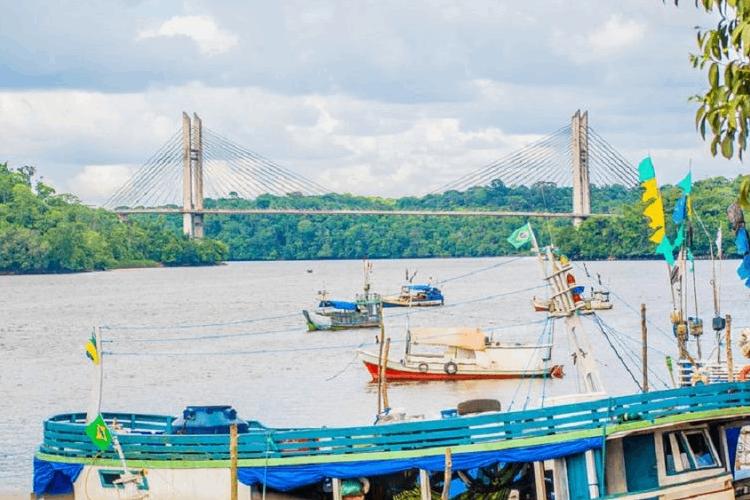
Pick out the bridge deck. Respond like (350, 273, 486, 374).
(114, 208, 613, 218)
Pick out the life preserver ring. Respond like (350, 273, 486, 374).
(550, 365, 565, 379)
(444, 361, 458, 375)
(418, 362, 429, 373)
(691, 371, 709, 386)
(739, 365, 750, 381)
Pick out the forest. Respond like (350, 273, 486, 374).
(191, 175, 740, 261)
(2, 161, 745, 273)
(0, 163, 227, 273)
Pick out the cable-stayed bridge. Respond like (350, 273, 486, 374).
(107, 110, 637, 237)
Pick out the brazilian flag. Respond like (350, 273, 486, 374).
(85, 414, 112, 451)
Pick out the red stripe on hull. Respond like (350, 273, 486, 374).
(363, 361, 562, 381)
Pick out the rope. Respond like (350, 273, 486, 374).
(436, 256, 525, 284)
(592, 315, 643, 391)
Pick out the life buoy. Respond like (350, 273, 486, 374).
(444, 361, 458, 375)
(691, 371, 709, 386)
(739, 365, 750, 381)
(550, 365, 565, 379)
(418, 362, 429, 373)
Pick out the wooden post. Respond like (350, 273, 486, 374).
(332, 477, 343, 500)
(533, 462, 547, 499)
(441, 448, 452, 500)
(230, 423, 238, 500)
(641, 303, 648, 392)
(419, 469, 431, 500)
(381, 337, 391, 410)
(727, 314, 734, 382)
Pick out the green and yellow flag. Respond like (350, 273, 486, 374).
(85, 333, 99, 365)
(84, 414, 112, 451)
(507, 223, 533, 249)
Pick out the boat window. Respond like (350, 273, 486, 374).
(662, 429, 718, 475)
(98, 470, 149, 490)
(684, 430, 718, 468)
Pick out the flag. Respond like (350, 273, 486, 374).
(84, 414, 112, 451)
(656, 237, 675, 267)
(85, 333, 100, 365)
(672, 195, 687, 225)
(507, 223, 533, 249)
(638, 157, 666, 244)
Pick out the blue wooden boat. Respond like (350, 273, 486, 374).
(32, 383, 750, 498)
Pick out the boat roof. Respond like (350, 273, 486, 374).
(409, 327, 486, 351)
(318, 300, 358, 311)
(407, 284, 434, 291)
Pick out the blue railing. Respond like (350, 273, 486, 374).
(39, 382, 750, 462)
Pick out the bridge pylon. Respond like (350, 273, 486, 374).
(571, 110, 590, 227)
(181, 111, 205, 238)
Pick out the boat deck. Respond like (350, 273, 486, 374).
(38, 382, 750, 464)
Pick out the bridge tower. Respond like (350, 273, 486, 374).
(571, 110, 590, 227)
(181, 112, 205, 238)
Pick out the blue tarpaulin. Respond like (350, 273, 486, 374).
(238, 437, 602, 491)
(319, 300, 357, 311)
(33, 457, 84, 495)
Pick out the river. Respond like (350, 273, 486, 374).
(2, 257, 750, 493)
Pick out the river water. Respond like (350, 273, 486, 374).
(2, 257, 750, 493)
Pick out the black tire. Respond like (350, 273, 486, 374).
(418, 362, 429, 373)
(457, 398, 502, 416)
(443, 361, 458, 375)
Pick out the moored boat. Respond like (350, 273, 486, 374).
(33, 383, 750, 499)
(302, 260, 383, 331)
(382, 283, 444, 307)
(358, 326, 563, 381)
(302, 293, 382, 331)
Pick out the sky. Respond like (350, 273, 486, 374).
(0, 0, 745, 204)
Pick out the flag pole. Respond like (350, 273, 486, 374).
(529, 224, 547, 280)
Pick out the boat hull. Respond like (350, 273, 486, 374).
(381, 298, 443, 307)
(362, 359, 560, 380)
(302, 310, 380, 332)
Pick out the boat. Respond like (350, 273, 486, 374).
(358, 326, 563, 381)
(33, 383, 750, 499)
(382, 283, 444, 307)
(302, 260, 383, 331)
(302, 292, 382, 331)
(532, 287, 613, 315)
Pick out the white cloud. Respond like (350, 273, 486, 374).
(551, 14, 646, 64)
(137, 15, 239, 56)
(588, 15, 646, 57)
(67, 165, 136, 203)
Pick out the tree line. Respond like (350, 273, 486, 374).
(0, 163, 227, 273)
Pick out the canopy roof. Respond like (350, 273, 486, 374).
(319, 300, 357, 311)
(409, 327, 486, 351)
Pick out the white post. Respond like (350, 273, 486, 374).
(566, 315, 603, 393)
(419, 469, 431, 500)
(332, 478, 342, 500)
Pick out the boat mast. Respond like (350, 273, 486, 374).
(543, 247, 603, 393)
